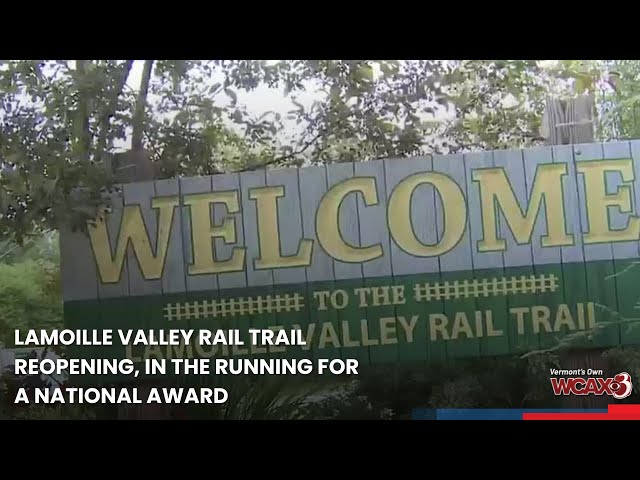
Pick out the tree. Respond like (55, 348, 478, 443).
(1, 60, 571, 244)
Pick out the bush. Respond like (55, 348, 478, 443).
(0, 259, 62, 346)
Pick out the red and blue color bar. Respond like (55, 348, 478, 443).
(523, 404, 640, 420)
(413, 405, 640, 420)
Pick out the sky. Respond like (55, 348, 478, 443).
(113, 60, 324, 151)
(134, 62, 317, 117)
(126, 60, 326, 115)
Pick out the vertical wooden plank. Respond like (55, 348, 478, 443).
(462, 151, 502, 357)
(573, 142, 619, 348)
(265, 166, 308, 367)
(93, 190, 127, 382)
(324, 162, 367, 364)
(384, 156, 439, 276)
(603, 141, 639, 347)
(553, 145, 585, 264)
(623, 139, 640, 345)
(325, 162, 364, 281)
(121, 182, 164, 387)
(523, 147, 565, 351)
(97, 192, 130, 299)
(298, 165, 335, 364)
(238, 169, 275, 363)
(124, 181, 163, 296)
(493, 149, 533, 268)
(430, 153, 471, 361)
(176, 175, 220, 385)
(60, 228, 99, 301)
(266, 167, 308, 285)
(523, 147, 561, 266)
(551, 144, 589, 351)
(354, 160, 392, 279)
(298, 165, 334, 283)
(603, 141, 636, 260)
(274, 281, 311, 361)
(355, 160, 396, 364)
(630, 140, 640, 238)
(239, 169, 274, 287)
(486, 148, 534, 355)
(574, 143, 613, 262)
(465, 151, 503, 270)
(180, 176, 219, 293)
(155, 179, 186, 294)
(432, 154, 472, 273)
(212, 172, 248, 290)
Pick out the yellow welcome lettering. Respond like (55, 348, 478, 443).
(316, 177, 383, 263)
(388, 172, 466, 256)
(184, 191, 246, 275)
(250, 186, 313, 270)
(578, 158, 640, 244)
(473, 163, 573, 252)
(88, 196, 179, 283)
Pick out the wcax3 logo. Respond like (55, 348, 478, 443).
(550, 369, 633, 400)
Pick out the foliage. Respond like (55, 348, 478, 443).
(0, 258, 62, 345)
(4, 59, 640, 419)
(0, 347, 96, 419)
(542, 60, 640, 142)
(593, 60, 640, 141)
(337, 355, 562, 417)
(604, 346, 640, 402)
(0, 60, 576, 243)
(156, 374, 332, 420)
(0, 229, 59, 264)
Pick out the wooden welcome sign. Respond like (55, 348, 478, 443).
(60, 141, 640, 368)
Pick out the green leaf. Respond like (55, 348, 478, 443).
(231, 110, 243, 122)
(358, 64, 374, 82)
(43, 178, 59, 197)
(225, 88, 238, 105)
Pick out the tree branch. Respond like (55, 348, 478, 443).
(96, 60, 134, 163)
(74, 60, 91, 162)
(235, 130, 323, 173)
(132, 60, 154, 152)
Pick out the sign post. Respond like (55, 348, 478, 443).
(542, 94, 613, 409)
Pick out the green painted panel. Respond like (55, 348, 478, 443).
(394, 274, 429, 363)
(611, 259, 640, 345)
(475, 267, 512, 357)
(556, 262, 590, 350)
(306, 281, 342, 362)
(531, 264, 572, 352)
(273, 282, 311, 361)
(337, 278, 369, 365)
(249, 284, 276, 361)
(585, 262, 619, 347)
(64, 258, 637, 385)
(362, 276, 399, 364)
(438, 269, 481, 359)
